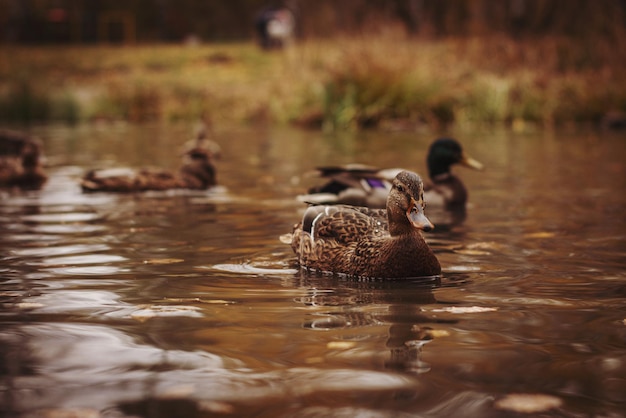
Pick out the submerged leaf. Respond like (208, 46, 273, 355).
(524, 231, 556, 239)
(279, 233, 293, 244)
(35, 408, 100, 418)
(327, 341, 357, 349)
(130, 305, 202, 322)
(455, 249, 491, 256)
(453, 241, 505, 255)
(495, 393, 562, 413)
(425, 329, 451, 338)
(16, 302, 45, 310)
(142, 258, 185, 265)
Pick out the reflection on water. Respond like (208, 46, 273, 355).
(1, 124, 625, 417)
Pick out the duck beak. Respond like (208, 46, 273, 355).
(407, 198, 434, 232)
(460, 154, 484, 170)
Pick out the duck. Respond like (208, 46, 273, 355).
(299, 137, 483, 211)
(290, 170, 441, 279)
(0, 130, 47, 190)
(81, 146, 217, 193)
(423, 137, 483, 210)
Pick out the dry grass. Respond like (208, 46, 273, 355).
(1, 35, 624, 130)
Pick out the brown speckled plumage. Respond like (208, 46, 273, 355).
(291, 171, 441, 279)
(0, 130, 47, 190)
(81, 147, 217, 193)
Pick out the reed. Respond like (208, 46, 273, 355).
(0, 78, 50, 123)
(0, 36, 623, 129)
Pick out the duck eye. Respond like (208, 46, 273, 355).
(396, 184, 405, 193)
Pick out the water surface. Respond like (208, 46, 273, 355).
(1, 124, 625, 417)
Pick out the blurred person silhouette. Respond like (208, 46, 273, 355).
(255, 4, 295, 49)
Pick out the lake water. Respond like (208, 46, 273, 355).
(1, 123, 625, 417)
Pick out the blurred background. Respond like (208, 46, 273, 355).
(0, 0, 625, 130)
(1, 0, 624, 44)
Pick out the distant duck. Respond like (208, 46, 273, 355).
(0, 130, 47, 190)
(81, 146, 218, 193)
(423, 137, 483, 210)
(290, 170, 441, 279)
(300, 138, 483, 211)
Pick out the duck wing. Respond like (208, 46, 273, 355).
(302, 205, 387, 245)
(308, 165, 381, 194)
(301, 165, 402, 207)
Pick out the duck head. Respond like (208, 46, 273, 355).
(387, 171, 434, 235)
(427, 137, 483, 178)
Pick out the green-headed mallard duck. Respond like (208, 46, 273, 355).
(81, 146, 217, 193)
(424, 137, 483, 209)
(300, 137, 483, 211)
(0, 130, 47, 190)
(291, 170, 441, 279)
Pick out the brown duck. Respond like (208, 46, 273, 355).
(0, 130, 47, 190)
(81, 147, 217, 193)
(291, 170, 441, 279)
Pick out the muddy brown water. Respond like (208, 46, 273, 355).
(1, 124, 625, 417)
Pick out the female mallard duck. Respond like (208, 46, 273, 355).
(0, 130, 47, 190)
(291, 170, 441, 279)
(300, 137, 483, 210)
(81, 146, 217, 193)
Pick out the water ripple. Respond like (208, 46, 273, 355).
(18, 212, 102, 223)
(212, 262, 299, 275)
(10, 244, 111, 258)
(24, 223, 107, 234)
(34, 254, 127, 266)
(41, 265, 129, 276)
(4, 322, 416, 413)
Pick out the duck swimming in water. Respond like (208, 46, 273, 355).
(81, 125, 220, 193)
(0, 130, 47, 190)
(422, 137, 483, 210)
(300, 137, 483, 210)
(291, 170, 441, 279)
(81, 146, 217, 193)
